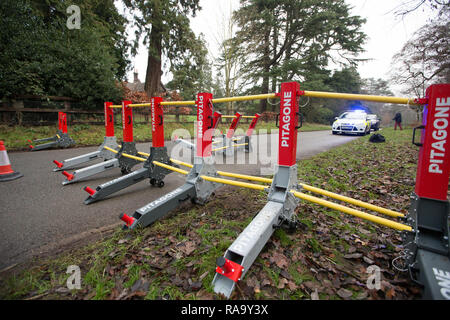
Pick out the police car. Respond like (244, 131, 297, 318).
(367, 114, 380, 131)
(332, 111, 370, 135)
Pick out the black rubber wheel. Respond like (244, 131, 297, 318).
(332, 131, 337, 135)
(121, 167, 131, 175)
(157, 180, 164, 188)
(150, 178, 156, 186)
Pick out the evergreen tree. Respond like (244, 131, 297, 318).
(233, 0, 367, 112)
(0, 0, 130, 107)
(122, 0, 201, 98)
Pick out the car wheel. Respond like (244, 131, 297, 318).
(332, 131, 337, 135)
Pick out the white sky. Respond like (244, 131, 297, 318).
(121, 0, 436, 95)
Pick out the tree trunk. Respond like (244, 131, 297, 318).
(145, 7, 163, 98)
(259, 27, 271, 113)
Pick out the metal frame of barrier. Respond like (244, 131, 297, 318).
(52, 102, 119, 171)
(61, 101, 140, 185)
(28, 112, 75, 151)
(83, 97, 177, 204)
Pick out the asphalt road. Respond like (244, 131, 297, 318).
(0, 130, 357, 270)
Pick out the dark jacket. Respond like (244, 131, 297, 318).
(393, 112, 402, 123)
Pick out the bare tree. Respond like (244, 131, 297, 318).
(393, 0, 450, 17)
(390, 18, 449, 98)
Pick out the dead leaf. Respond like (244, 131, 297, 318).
(287, 281, 298, 291)
(337, 288, 353, 299)
(270, 252, 289, 269)
(179, 241, 196, 255)
(344, 253, 363, 259)
(277, 278, 289, 289)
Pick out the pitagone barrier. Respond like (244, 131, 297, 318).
(83, 97, 179, 204)
(60, 101, 141, 185)
(118, 83, 449, 300)
(52, 102, 119, 171)
(213, 112, 261, 155)
(28, 112, 75, 151)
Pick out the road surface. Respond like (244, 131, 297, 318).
(0, 130, 357, 270)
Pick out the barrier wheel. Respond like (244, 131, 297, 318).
(157, 180, 164, 188)
(150, 178, 156, 186)
(121, 167, 131, 175)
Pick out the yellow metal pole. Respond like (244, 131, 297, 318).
(200, 175, 268, 191)
(212, 93, 277, 104)
(169, 158, 193, 168)
(290, 190, 412, 232)
(103, 146, 146, 162)
(152, 160, 189, 175)
(171, 161, 404, 218)
(216, 171, 273, 184)
(212, 145, 229, 152)
(110, 105, 122, 109)
(160, 101, 196, 106)
(299, 184, 404, 218)
(138, 151, 150, 157)
(212, 143, 248, 152)
(128, 103, 151, 107)
(121, 153, 147, 162)
(303, 90, 418, 105)
(103, 146, 118, 154)
(154, 158, 410, 231)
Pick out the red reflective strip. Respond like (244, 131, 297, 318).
(278, 82, 300, 167)
(104, 102, 114, 137)
(122, 101, 133, 142)
(415, 84, 450, 200)
(151, 97, 164, 148)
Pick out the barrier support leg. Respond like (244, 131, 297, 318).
(213, 82, 302, 298)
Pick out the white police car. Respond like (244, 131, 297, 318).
(332, 111, 370, 135)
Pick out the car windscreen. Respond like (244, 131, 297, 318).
(339, 113, 366, 120)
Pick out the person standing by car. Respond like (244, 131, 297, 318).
(393, 112, 402, 130)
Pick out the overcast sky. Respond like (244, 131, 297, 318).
(120, 0, 436, 95)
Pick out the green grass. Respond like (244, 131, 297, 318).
(0, 122, 330, 151)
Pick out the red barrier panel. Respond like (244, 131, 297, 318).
(246, 113, 261, 137)
(104, 102, 115, 137)
(122, 101, 133, 143)
(226, 112, 242, 139)
(415, 84, 450, 201)
(212, 111, 222, 131)
(278, 82, 301, 167)
(196, 93, 214, 158)
(58, 112, 68, 134)
(151, 97, 164, 148)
